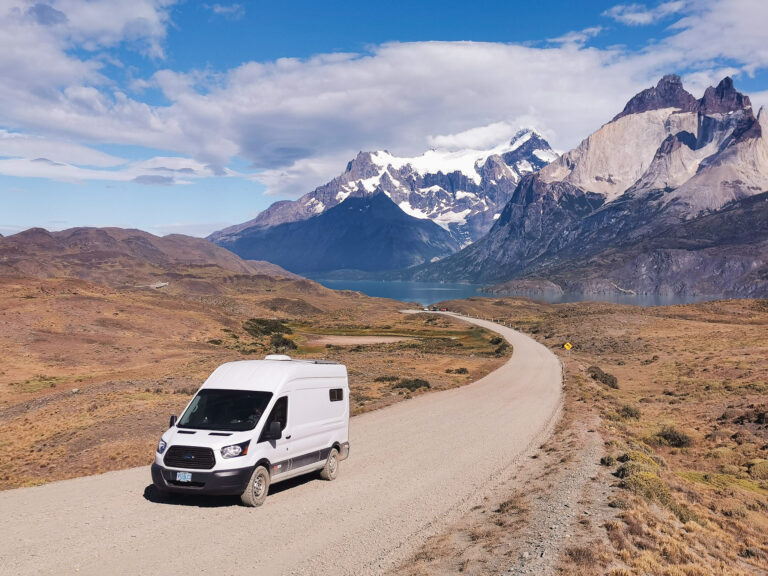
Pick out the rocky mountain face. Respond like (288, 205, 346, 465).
(410, 76, 768, 297)
(214, 192, 460, 274)
(209, 129, 557, 248)
(0, 227, 298, 286)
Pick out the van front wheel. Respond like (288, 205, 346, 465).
(320, 448, 340, 481)
(241, 465, 270, 507)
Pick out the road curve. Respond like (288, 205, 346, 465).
(0, 312, 562, 576)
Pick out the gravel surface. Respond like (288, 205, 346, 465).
(0, 312, 562, 576)
(505, 418, 605, 575)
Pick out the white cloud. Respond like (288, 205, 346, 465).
(429, 122, 536, 151)
(207, 3, 244, 20)
(548, 26, 603, 45)
(0, 0, 766, 202)
(603, 1, 686, 26)
(0, 152, 225, 185)
(750, 90, 768, 113)
(0, 130, 124, 167)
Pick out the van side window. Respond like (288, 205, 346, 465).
(259, 396, 288, 441)
(329, 388, 343, 402)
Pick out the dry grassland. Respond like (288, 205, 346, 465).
(0, 277, 507, 490)
(413, 297, 768, 575)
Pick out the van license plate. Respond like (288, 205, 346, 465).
(176, 472, 192, 482)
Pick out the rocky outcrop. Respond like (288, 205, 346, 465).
(410, 76, 768, 297)
(613, 74, 697, 120)
(210, 129, 557, 248)
(699, 77, 752, 114)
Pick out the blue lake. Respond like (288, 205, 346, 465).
(310, 279, 718, 307)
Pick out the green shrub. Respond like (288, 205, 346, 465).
(207, 338, 223, 345)
(655, 425, 693, 448)
(619, 404, 641, 420)
(374, 375, 400, 382)
(619, 471, 672, 505)
(446, 367, 469, 374)
(270, 333, 297, 351)
(489, 336, 503, 345)
(600, 455, 616, 467)
(494, 341, 510, 357)
(393, 378, 430, 391)
(748, 460, 768, 480)
(588, 365, 619, 389)
(243, 318, 292, 338)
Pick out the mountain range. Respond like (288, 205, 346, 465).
(407, 75, 768, 297)
(210, 129, 557, 271)
(0, 227, 300, 288)
(215, 193, 460, 274)
(17, 75, 764, 299)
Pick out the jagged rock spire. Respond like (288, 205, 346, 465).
(698, 77, 752, 114)
(613, 75, 697, 121)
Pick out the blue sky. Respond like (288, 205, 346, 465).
(1, 0, 767, 237)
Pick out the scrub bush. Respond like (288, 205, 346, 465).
(270, 333, 297, 351)
(619, 404, 641, 420)
(393, 378, 430, 391)
(243, 318, 292, 338)
(655, 425, 693, 448)
(600, 455, 616, 467)
(588, 365, 619, 389)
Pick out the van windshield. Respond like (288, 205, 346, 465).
(177, 389, 273, 431)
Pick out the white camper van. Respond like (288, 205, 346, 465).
(151, 355, 350, 506)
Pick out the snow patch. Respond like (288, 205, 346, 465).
(516, 159, 533, 173)
(371, 131, 537, 186)
(433, 208, 472, 229)
(398, 201, 429, 220)
(306, 198, 325, 213)
(534, 148, 559, 163)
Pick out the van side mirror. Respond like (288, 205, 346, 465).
(264, 421, 282, 441)
(169, 414, 177, 428)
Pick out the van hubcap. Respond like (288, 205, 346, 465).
(253, 474, 265, 498)
(329, 454, 337, 475)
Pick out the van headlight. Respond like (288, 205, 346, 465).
(157, 439, 167, 454)
(221, 441, 250, 459)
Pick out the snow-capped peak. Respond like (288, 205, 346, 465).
(209, 128, 557, 248)
(369, 129, 541, 185)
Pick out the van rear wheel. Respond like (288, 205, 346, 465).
(241, 465, 270, 507)
(320, 448, 340, 481)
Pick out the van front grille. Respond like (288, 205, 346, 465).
(163, 445, 216, 470)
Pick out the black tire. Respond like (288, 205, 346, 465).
(241, 465, 270, 507)
(320, 448, 340, 481)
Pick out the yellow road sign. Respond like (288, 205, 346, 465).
(564, 342, 573, 351)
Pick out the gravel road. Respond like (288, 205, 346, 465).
(0, 312, 562, 576)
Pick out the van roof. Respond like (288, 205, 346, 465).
(201, 358, 347, 393)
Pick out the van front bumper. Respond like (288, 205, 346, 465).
(151, 463, 252, 496)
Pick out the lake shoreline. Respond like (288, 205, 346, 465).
(309, 278, 723, 307)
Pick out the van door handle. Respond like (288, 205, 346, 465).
(285, 435, 292, 439)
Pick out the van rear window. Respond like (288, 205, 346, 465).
(329, 388, 343, 402)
